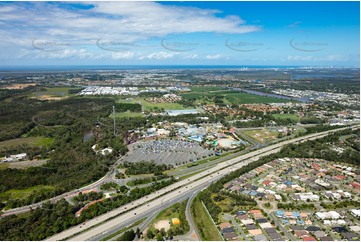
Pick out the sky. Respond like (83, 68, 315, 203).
(0, 1, 359, 67)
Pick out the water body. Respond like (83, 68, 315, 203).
(292, 74, 353, 80)
(36, 91, 65, 96)
(233, 88, 310, 103)
(83, 130, 94, 142)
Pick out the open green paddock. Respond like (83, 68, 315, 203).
(224, 92, 288, 104)
(272, 113, 300, 122)
(0, 185, 55, 204)
(0, 137, 54, 150)
(182, 89, 289, 104)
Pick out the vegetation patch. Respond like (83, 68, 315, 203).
(126, 175, 168, 186)
(124, 161, 173, 176)
(100, 182, 120, 191)
(191, 195, 223, 241)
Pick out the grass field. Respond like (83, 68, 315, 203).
(180, 87, 229, 100)
(0, 137, 54, 149)
(191, 196, 223, 241)
(242, 128, 279, 143)
(189, 86, 228, 93)
(0, 185, 55, 203)
(0, 163, 9, 170)
(181, 88, 288, 104)
(224, 92, 288, 104)
(272, 113, 300, 122)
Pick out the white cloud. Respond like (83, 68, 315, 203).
(0, 2, 260, 45)
(138, 52, 176, 60)
(287, 55, 350, 62)
(206, 54, 222, 60)
(183, 54, 198, 59)
(288, 21, 302, 28)
(112, 51, 135, 60)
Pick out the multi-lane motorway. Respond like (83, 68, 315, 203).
(45, 126, 356, 241)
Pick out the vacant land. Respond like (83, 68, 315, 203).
(7, 159, 48, 169)
(0, 137, 54, 150)
(272, 113, 300, 122)
(139, 98, 186, 111)
(243, 128, 279, 143)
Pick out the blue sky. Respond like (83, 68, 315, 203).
(0, 1, 359, 66)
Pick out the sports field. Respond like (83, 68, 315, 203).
(242, 128, 279, 143)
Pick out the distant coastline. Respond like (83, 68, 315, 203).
(0, 65, 357, 72)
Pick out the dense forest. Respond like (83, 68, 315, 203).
(0, 88, 130, 209)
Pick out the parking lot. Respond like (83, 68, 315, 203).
(124, 139, 213, 166)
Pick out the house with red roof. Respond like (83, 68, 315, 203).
(311, 163, 321, 171)
(350, 182, 360, 189)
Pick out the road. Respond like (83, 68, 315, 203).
(44, 126, 355, 241)
(223, 214, 247, 239)
(269, 212, 297, 240)
(1, 170, 111, 217)
(178, 191, 201, 240)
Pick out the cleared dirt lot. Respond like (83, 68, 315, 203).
(7, 159, 48, 169)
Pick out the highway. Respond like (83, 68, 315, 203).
(45, 126, 355, 241)
(1, 170, 112, 217)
